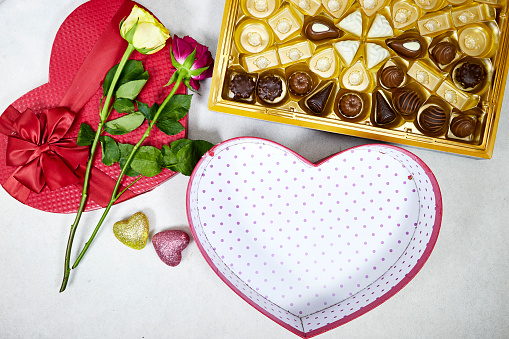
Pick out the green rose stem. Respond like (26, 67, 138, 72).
(59, 44, 136, 293)
(72, 72, 186, 269)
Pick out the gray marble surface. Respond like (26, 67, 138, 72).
(0, 0, 508, 338)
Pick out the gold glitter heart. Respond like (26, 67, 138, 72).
(113, 212, 149, 250)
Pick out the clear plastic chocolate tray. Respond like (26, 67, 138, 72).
(208, 0, 509, 158)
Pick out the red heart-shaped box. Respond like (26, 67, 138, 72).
(0, 0, 185, 213)
(187, 137, 442, 337)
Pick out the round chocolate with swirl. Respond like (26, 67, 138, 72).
(432, 41, 456, 65)
(419, 105, 447, 132)
(380, 66, 404, 88)
(339, 94, 363, 118)
(450, 115, 475, 138)
(288, 72, 312, 96)
(392, 88, 421, 115)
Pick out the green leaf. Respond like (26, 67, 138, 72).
(103, 60, 147, 96)
(113, 98, 136, 114)
(77, 123, 96, 146)
(136, 101, 159, 121)
(136, 101, 152, 120)
(99, 136, 120, 166)
(156, 120, 185, 136)
(164, 71, 179, 87)
(104, 111, 146, 135)
(130, 146, 163, 177)
(118, 143, 140, 177)
(161, 144, 173, 167)
(183, 48, 197, 70)
(115, 79, 148, 100)
(163, 139, 214, 176)
(190, 65, 210, 77)
(158, 94, 192, 122)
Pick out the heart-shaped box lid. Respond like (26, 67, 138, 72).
(187, 137, 442, 337)
(0, 0, 186, 213)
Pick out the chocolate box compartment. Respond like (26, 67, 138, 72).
(208, 0, 509, 158)
(187, 137, 442, 337)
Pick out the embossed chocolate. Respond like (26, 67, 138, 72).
(419, 105, 447, 132)
(376, 92, 397, 124)
(307, 83, 334, 114)
(380, 66, 405, 88)
(288, 72, 312, 95)
(339, 93, 363, 117)
(366, 43, 390, 69)
(305, 19, 340, 40)
(338, 9, 363, 37)
(367, 14, 394, 38)
(450, 115, 476, 138)
(431, 41, 456, 65)
(230, 74, 256, 100)
(455, 62, 486, 88)
(334, 40, 360, 66)
(386, 36, 424, 58)
(257, 75, 285, 102)
(392, 88, 422, 115)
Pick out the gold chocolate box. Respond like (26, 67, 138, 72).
(208, 0, 509, 158)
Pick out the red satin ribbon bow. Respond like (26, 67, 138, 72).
(3, 106, 89, 194)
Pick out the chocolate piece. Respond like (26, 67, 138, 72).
(393, 88, 421, 115)
(450, 115, 475, 138)
(230, 74, 256, 100)
(376, 92, 397, 124)
(307, 83, 334, 114)
(339, 94, 363, 118)
(305, 19, 340, 41)
(419, 105, 446, 132)
(386, 36, 424, 58)
(289, 72, 312, 96)
(380, 66, 404, 88)
(454, 62, 486, 89)
(257, 75, 283, 102)
(432, 42, 456, 65)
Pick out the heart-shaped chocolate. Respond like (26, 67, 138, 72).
(187, 138, 441, 337)
(113, 212, 149, 250)
(152, 230, 190, 266)
(0, 0, 186, 213)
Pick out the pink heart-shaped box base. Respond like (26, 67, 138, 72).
(187, 138, 441, 337)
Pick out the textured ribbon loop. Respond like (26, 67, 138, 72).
(3, 106, 89, 194)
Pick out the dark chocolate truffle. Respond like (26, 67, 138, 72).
(380, 66, 404, 88)
(305, 19, 340, 41)
(375, 92, 397, 125)
(230, 74, 256, 100)
(289, 72, 312, 96)
(450, 115, 475, 138)
(386, 36, 424, 59)
(432, 42, 456, 65)
(455, 62, 486, 89)
(419, 105, 446, 132)
(392, 88, 421, 115)
(307, 83, 334, 114)
(339, 94, 363, 118)
(257, 75, 283, 102)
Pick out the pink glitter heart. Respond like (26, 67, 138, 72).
(152, 230, 190, 266)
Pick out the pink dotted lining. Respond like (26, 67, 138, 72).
(188, 139, 439, 335)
